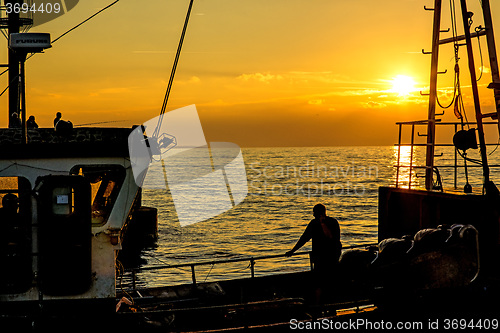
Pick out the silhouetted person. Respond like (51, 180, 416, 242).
(10, 112, 21, 128)
(27, 115, 38, 129)
(53, 112, 73, 135)
(0, 193, 19, 218)
(0, 193, 31, 292)
(54, 112, 62, 128)
(286, 203, 341, 304)
(0, 193, 23, 251)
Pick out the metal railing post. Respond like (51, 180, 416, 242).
(396, 123, 402, 187)
(409, 124, 415, 189)
(191, 265, 196, 285)
(454, 123, 458, 189)
(132, 269, 137, 291)
(250, 258, 255, 278)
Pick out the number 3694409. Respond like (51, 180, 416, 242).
(6, 2, 61, 14)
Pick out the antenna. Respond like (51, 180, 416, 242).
(1, 1, 50, 143)
(9, 32, 51, 143)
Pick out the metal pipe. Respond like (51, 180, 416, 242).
(425, 0, 443, 190)
(132, 269, 137, 290)
(191, 265, 196, 285)
(459, 0, 490, 188)
(481, 0, 500, 127)
(454, 123, 458, 189)
(126, 244, 377, 274)
(396, 164, 500, 168)
(396, 124, 402, 188)
(250, 259, 255, 278)
(6, 0, 22, 127)
(439, 29, 486, 45)
(20, 55, 27, 144)
(409, 124, 415, 189)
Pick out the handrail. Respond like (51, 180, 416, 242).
(395, 120, 500, 190)
(395, 143, 500, 147)
(396, 164, 500, 168)
(396, 121, 499, 125)
(124, 243, 377, 290)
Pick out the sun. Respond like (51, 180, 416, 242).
(391, 75, 416, 97)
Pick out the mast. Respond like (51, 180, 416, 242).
(5, 0, 22, 128)
(424, 0, 443, 190)
(459, 0, 491, 189)
(422, 0, 499, 193)
(481, 0, 500, 124)
(1, 0, 33, 131)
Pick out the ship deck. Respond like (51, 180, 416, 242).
(0, 127, 133, 158)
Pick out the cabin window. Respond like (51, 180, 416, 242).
(0, 177, 32, 294)
(70, 165, 126, 226)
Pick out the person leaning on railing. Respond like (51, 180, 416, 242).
(285, 203, 342, 304)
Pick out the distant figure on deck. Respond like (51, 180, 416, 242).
(53, 111, 73, 135)
(286, 203, 342, 303)
(53, 112, 62, 128)
(10, 113, 21, 128)
(27, 115, 38, 129)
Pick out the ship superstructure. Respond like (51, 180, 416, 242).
(0, 0, 142, 320)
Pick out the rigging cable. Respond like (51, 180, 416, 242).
(475, 26, 485, 82)
(0, 74, 19, 98)
(152, 0, 195, 139)
(448, 0, 471, 127)
(74, 120, 129, 127)
(51, 0, 120, 45)
(436, 0, 460, 110)
(446, 0, 478, 190)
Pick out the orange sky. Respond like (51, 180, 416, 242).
(1, 0, 499, 147)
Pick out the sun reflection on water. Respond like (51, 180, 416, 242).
(393, 145, 422, 189)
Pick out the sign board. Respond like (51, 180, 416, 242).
(9, 33, 51, 52)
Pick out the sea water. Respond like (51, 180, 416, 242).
(131, 145, 499, 287)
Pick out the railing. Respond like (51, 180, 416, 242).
(123, 243, 377, 291)
(395, 121, 500, 190)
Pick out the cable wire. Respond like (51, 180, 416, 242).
(475, 26, 484, 82)
(51, 0, 120, 45)
(153, 0, 195, 139)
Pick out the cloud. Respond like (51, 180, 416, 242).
(89, 87, 134, 97)
(329, 88, 387, 97)
(47, 93, 63, 99)
(363, 101, 387, 109)
(237, 72, 284, 84)
(479, 66, 491, 74)
(308, 99, 325, 105)
(177, 76, 201, 85)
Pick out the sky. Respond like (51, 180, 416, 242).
(1, 0, 499, 147)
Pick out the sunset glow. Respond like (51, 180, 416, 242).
(0, 0, 498, 147)
(391, 75, 417, 97)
